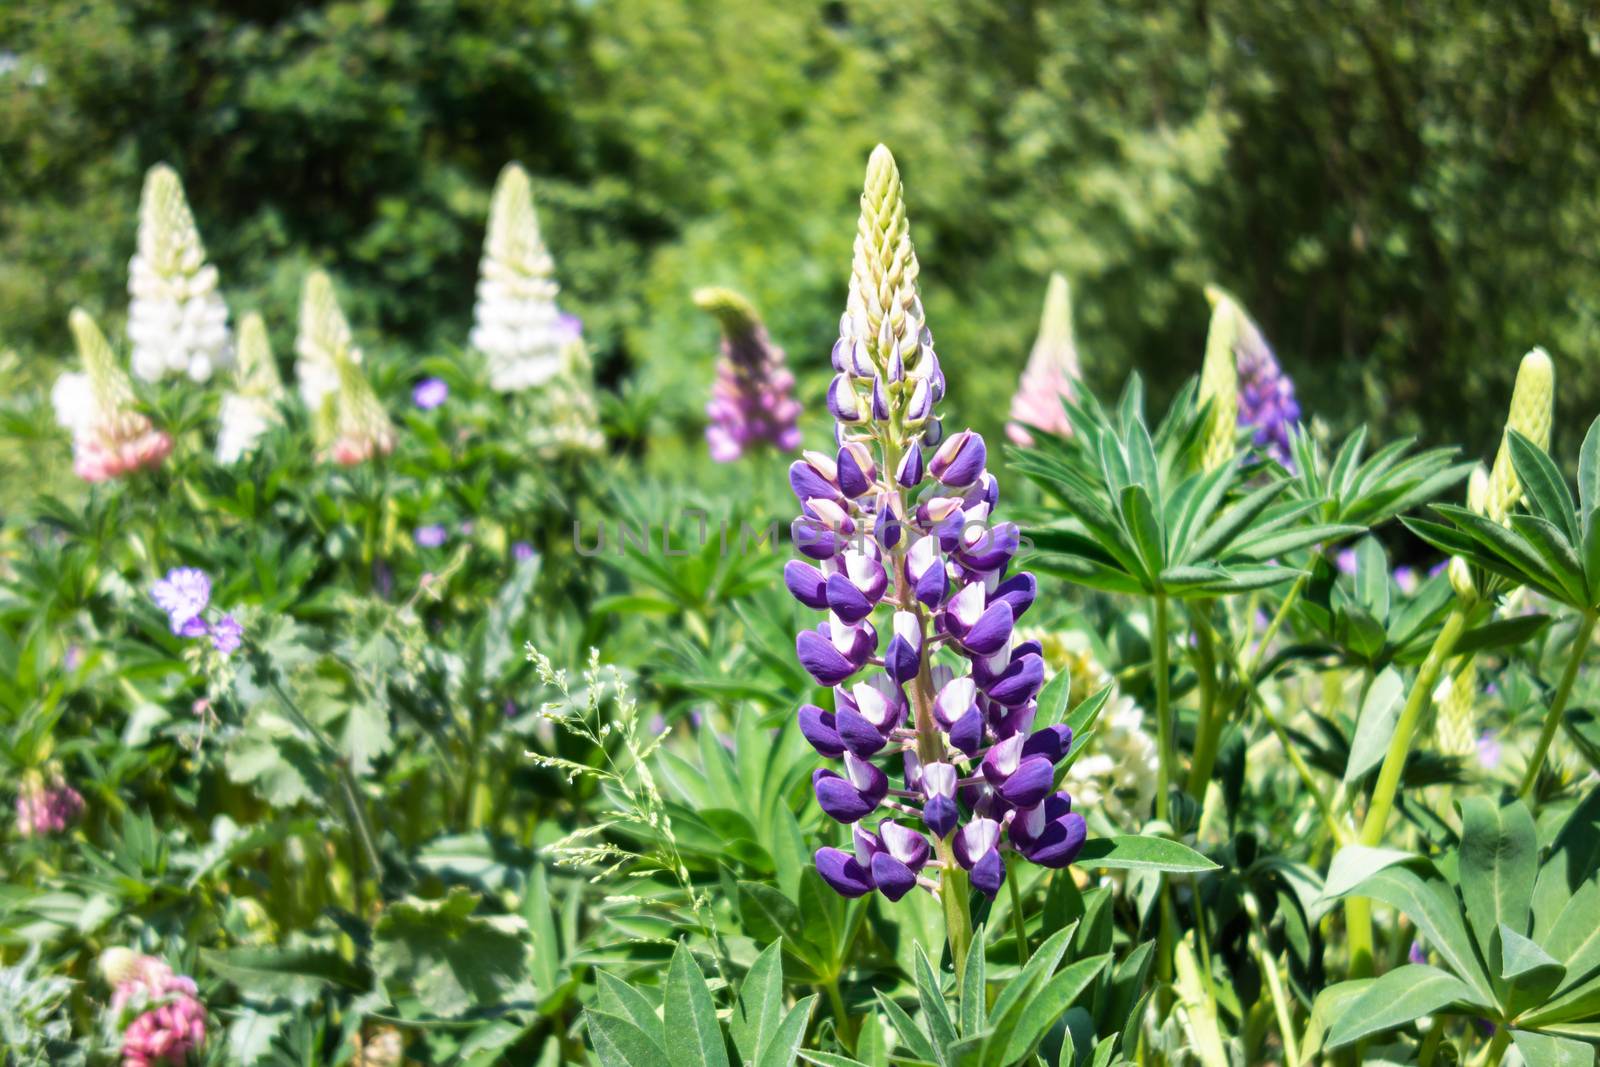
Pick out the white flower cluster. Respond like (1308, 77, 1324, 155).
(216, 312, 283, 464)
(127, 165, 233, 382)
(470, 163, 568, 392)
(294, 271, 394, 464)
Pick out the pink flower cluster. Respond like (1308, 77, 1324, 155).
(328, 426, 397, 467)
(14, 776, 83, 836)
(105, 952, 206, 1067)
(73, 421, 173, 483)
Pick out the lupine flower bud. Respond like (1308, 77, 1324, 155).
(127, 164, 233, 382)
(472, 163, 567, 392)
(1197, 285, 1242, 472)
(1485, 347, 1555, 524)
(216, 312, 283, 464)
(798, 147, 1082, 904)
(1008, 273, 1079, 445)
(1227, 294, 1299, 464)
(57, 309, 173, 482)
(695, 286, 803, 461)
(14, 771, 83, 837)
(295, 271, 396, 465)
(1435, 657, 1478, 758)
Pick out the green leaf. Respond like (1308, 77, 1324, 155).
(1455, 614, 1554, 656)
(588, 1010, 672, 1067)
(915, 943, 957, 1064)
(1001, 952, 1113, 1062)
(798, 1054, 872, 1067)
(756, 995, 817, 1067)
(875, 989, 937, 1063)
(1321, 845, 1416, 900)
(1500, 923, 1566, 1015)
(1580, 416, 1600, 532)
(664, 941, 730, 1067)
(1511, 1029, 1596, 1067)
(1186, 479, 1286, 564)
(1325, 965, 1477, 1049)
(1075, 835, 1219, 872)
(199, 946, 365, 1006)
(959, 925, 987, 1038)
(1509, 514, 1588, 605)
(1173, 938, 1228, 1067)
(371, 888, 531, 1017)
(1458, 797, 1539, 962)
(1509, 430, 1580, 546)
(1344, 668, 1404, 783)
(597, 971, 664, 1050)
(1335, 862, 1496, 1007)
(733, 941, 786, 1065)
(1119, 484, 1166, 578)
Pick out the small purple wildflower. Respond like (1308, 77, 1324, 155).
(64, 644, 83, 671)
(1335, 548, 1358, 576)
(1408, 941, 1426, 966)
(412, 378, 449, 410)
(152, 568, 211, 634)
(1393, 565, 1418, 595)
(150, 567, 242, 657)
(414, 525, 448, 549)
(15, 774, 83, 836)
(1476, 731, 1503, 770)
(210, 615, 243, 655)
(556, 313, 584, 346)
(512, 541, 535, 562)
(1428, 560, 1449, 579)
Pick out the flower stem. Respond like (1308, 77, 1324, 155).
(1517, 610, 1596, 800)
(1005, 854, 1029, 964)
(1152, 594, 1173, 823)
(824, 978, 857, 1053)
(1347, 602, 1469, 975)
(1186, 602, 1222, 798)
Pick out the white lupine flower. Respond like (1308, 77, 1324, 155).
(127, 164, 233, 382)
(471, 163, 567, 392)
(216, 312, 283, 464)
(51, 371, 99, 439)
(294, 269, 360, 416)
(293, 271, 394, 465)
(1065, 694, 1161, 828)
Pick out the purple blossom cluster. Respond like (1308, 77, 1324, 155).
(14, 774, 83, 837)
(1233, 311, 1300, 464)
(701, 293, 803, 462)
(102, 951, 207, 1067)
(787, 252, 1085, 899)
(151, 568, 242, 655)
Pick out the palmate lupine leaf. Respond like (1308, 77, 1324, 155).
(1284, 422, 1472, 531)
(1015, 388, 1361, 599)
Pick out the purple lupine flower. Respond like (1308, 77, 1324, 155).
(412, 378, 449, 410)
(1232, 307, 1300, 464)
(1335, 548, 1358, 576)
(414, 525, 448, 548)
(1409, 941, 1427, 966)
(1476, 731, 1503, 770)
(512, 541, 535, 562)
(797, 146, 1083, 903)
(150, 568, 242, 657)
(14, 773, 83, 836)
(695, 288, 803, 462)
(1393, 565, 1419, 595)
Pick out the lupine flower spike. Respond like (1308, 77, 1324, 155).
(792, 146, 1084, 915)
(1212, 286, 1300, 464)
(1007, 272, 1080, 445)
(14, 770, 83, 837)
(471, 162, 568, 392)
(101, 949, 207, 1067)
(1197, 286, 1241, 472)
(694, 286, 803, 460)
(295, 270, 396, 465)
(1448, 349, 1554, 602)
(127, 164, 233, 382)
(1435, 655, 1479, 758)
(53, 308, 173, 482)
(216, 312, 283, 463)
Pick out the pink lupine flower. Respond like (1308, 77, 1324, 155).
(100, 950, 207, 1067)
(15, 772, 83, 836)
(55, 309, 173, 483)
(695, 287, 803, 461)
(1007, 273, 1079, 446)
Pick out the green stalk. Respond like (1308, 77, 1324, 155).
(1151, 594, 1176, 986)
(1005, 855, 1030, 964)
(1253, 936, 1300, 1066)
(1484, 1026, 1510, 1067)
(824, 978, 857, 1053)
(1347, 603, 1470, 975)
(1186, 602, 1222, 797)
(1517, 610, 1597, 800)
